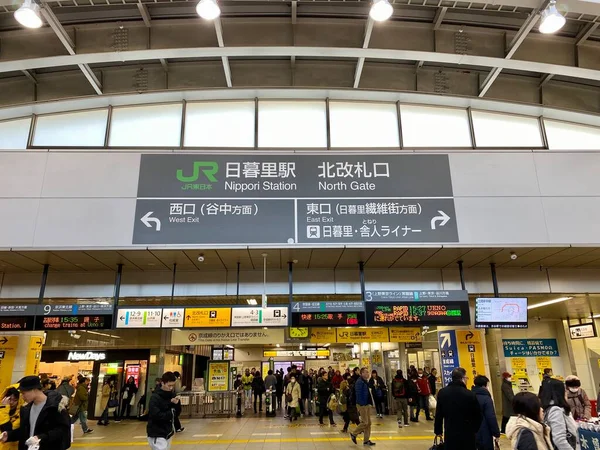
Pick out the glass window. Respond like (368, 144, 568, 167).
(109, 103, 183, 147)
(33, 109, 108, 147)
(401, 105, 472, 148)
(0, 117, 31, 150)
(184, 101, 255, 148)
(471, 111, 543, 148)
(329, 102, 400, 148)
(258, 101, 327, 148)
(544, 119, 600, 150)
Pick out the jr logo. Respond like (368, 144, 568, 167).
(176, 161, 219, 183)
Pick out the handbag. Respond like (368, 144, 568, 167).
(68, 403, 80, 416)
(429, 436, 445, 450)
(108, 399, 119, 408)
(428, 395, 437, 411)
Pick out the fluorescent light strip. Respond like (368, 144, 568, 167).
(527, 297, 572, 310)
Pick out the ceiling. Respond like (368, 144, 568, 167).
(3, 247, 600, 273)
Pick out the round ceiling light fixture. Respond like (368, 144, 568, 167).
(369, 0, 393, 22)
(539, 0, 566, 34)
(196, 0, 221, 20)
(14, 0, 43, 28)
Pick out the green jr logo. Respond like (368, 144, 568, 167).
(176, 161, 219, 183)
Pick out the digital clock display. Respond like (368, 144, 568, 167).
(291, 311, 366, 327)
(365, 302, 470, 326)
(35, 315, 112, 330)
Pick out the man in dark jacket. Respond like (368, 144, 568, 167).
(350, 368, 375, 446)
(147, 371, 180, 450)
(317, 371, 335, 425)
(538, 368, 552, 399)
(434, 367, 483, 450)
(391, 370, 409, 428)
(472, 375, 500, 450)
(2, 375, 71, 450)
(428, 369, 438, 397)
(500, 372, 514, 434)
(72, 377, 93, 435)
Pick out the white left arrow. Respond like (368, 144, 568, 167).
(141, 211, 161, 231)
(431, 210, 451, 230)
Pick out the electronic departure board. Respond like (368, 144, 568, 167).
(0, 316, 35, 331)
(35, 315, 112, 330)
(365, 302, 470, 326)
(291, 311, 366, 327)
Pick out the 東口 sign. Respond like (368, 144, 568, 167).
(502, 339, 559, 357)
(133, 154, 458, 245)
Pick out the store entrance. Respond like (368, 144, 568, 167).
(93, 360, 148, 418)
(407, 348, 440, 373)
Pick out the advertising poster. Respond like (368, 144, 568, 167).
(207, 361, 230, 392)
(0, 336, 19, 393)
(389, 327, 422, 343)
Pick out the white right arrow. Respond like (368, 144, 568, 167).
(141, 211, 162, 231)
(439, 332, 451, 349)
(431, 210, 451, 230)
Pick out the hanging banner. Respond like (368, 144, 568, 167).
(172, 328, 284, 346)
(310, 328, 337, 343)
(207, 361, 230, 392)
(24, 336, 43, 376)
(336, 328, 389, 344)
(0, 336, 19, 393)
(455, 330, 486, 380)
(389, 327, 422, 343)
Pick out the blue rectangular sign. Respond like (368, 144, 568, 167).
(502, 339, 559, 357)
(438, 330, 459, 387)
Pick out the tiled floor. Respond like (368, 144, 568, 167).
(70, 410, 513, 449)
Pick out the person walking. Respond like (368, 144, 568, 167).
(2, 376, 71, 450)
(120, 376, 138, 421)
(285, 374, 301, 422)
(428, 369, 438, 397)
(340, 375, 359, 433)
(56, 377, 75, 407)
(172, 372, 184, 433)
(317, 371, 335, 426)
(391, 370, 409, 428)
(416, 368, 433, 421)
(472, 375, 500, 450)
(275, 372, 284, 410)
(332, 371, 343, 390)
(242, 369, 253, 410)
(564, 375, 591, 421)
(98, 378, 119, 426)
(301, 369, 313, 416)
(0, 386, 23, 450)
(369, 371, 387, 419)
(252, 371, 265, 414)
(407, 373, 419, 422)
(540, 379, 580, 450)
(147, 372, 180, 450)
(506, 392, 553, 450)
(72, 377, 93, 435)
(264, 370, 277, 413)
(434, 367, 483, 450)
(350, 367, 375, 446)
(501, 372, 515, 434)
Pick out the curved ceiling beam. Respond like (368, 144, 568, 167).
(1, 46, 600, 83)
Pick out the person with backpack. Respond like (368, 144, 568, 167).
(540, 379, 580, 450)
(369, 370, 387, 419)
(506, 392, 553, 450)
(1, 376, 71, 450)
(56, 377, 74, 406)
(564, 375, 591, 421)
(317, 372, 336, 426)
(391, 370, 409, 428)
(350, 367, 375, 446)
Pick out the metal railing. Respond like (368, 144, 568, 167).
(179, 391, 238, 418)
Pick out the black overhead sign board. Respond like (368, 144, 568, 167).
(0, 304, 114, 331)
(365, 302, 471, 326)
(133, 154, 459, 245)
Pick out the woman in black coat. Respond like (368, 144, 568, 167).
(406, 374, 419, 422)
(472, 376, 500, 450)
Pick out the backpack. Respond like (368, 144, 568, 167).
(544, 407, 577, 450)
(392, 378, 405, 398)
(327, 393, 339, 412)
